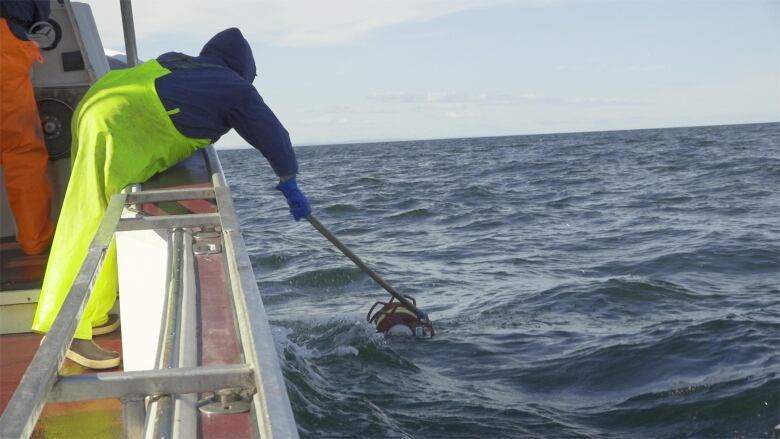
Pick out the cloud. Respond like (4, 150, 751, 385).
(555, 62, 667, 73)
(83, 0, 526, 49)
(446, 110, 476, 118)
(368, 91, 641, 107)
(302, 115, 350, 125)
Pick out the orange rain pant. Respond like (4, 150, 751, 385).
(0, 18, 53, 255)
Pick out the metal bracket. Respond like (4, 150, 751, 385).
(193, 242, 222, 255)
(124, 184, 143, 214)
(196, 224, 222, 236)
(193, 226, 223, 254)
(198, 388, 253, 415)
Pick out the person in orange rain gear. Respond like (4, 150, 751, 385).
(0, 0, 54, 255)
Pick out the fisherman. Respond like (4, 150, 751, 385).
(0, 0, 54, 256)
(32, 28, 310, 369)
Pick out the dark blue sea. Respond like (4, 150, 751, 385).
(220, 122, 780, 439)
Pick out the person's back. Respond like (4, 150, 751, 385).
(155, 28, 298, 178)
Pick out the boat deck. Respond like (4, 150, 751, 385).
(0, 252, 250, 438)
(0, 330, 123, 438)
(0, 151, 261, 437)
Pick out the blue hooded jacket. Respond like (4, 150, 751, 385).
(155, 28, 297, 177)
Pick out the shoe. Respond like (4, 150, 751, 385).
(92, 314, 120, 336)
(66, 339, 121, 369)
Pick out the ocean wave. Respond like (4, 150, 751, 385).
(286, 267, 368, 288)
(502, 318, 778, 398)
(593, 374, 779, 438)
(323, 203, 361, 214)
(387, 208, 435, 220)
(220, 123, 780, 438)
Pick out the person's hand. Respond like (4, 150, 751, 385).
(276, 176, 311, 221)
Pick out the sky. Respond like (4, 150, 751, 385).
(82, 0, 779, 147)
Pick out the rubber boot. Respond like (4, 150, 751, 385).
(66, 339, 120, 369)
(92, 314, 120, 336)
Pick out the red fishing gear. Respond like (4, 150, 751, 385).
(367, 295, 434, 337)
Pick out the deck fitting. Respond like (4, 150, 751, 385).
(198, 388, 252, 415)
(193, 242, 222, 255)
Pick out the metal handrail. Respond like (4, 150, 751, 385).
(0, 194, 127, 438)
(143, 228, 199, 438)
(1, 147, 299, 438)
(0, 187, 220, 437)
(143, 228, 185, 437)
(173, 229, 199, 438)
(204, 146, 300, 438)
(49, 364, 255, 403)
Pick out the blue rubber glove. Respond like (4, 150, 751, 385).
(276, 176, 311, 221)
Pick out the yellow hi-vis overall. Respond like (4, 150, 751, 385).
(32, 60, 210, 339)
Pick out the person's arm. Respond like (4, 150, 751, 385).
(227, 87, 298, 180)
(227, 86, 311, 220)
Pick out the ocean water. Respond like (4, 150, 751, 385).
(220, 123, 780, 439)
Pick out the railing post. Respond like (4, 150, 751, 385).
(121, 395, 145, 439)
(119, 0, 139, 67)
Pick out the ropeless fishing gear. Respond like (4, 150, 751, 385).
(306, 214, 434, 337)
(366, 295, 433, 337)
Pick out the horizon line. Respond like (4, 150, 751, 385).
(217, 120, 779, 150)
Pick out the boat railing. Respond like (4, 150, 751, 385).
(0, 146, 299, 438)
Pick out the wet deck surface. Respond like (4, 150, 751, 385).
(0, 330, 123, 438)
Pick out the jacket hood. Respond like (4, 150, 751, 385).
(200, 28, 256, 81)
